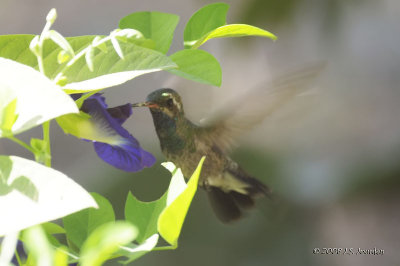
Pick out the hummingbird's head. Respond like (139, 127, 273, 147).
(132, 88, 184, 118)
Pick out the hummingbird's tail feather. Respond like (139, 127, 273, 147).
(207, 187, 242, 223)
(230, 191, 255, 209)
(207, 173, 271, 223)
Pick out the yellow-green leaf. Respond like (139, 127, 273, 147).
(187, 24, 277, 49)
(157, 157, 205, 247)
(80, 221, 137, 266)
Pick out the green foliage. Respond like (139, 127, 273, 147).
(184, 2, 277, 49)
(119, 11, 180, 54)
(61, 37, 176, 92)
(0, 35, 177, 93)
(6, 160, 204, 265)
(20, 224, 69, 266)
(184, 3, 230, 48)
(63, 193, 115, 249)
(125, 158, 204, 249)
(158, 157, 205, 247)
(0, 3, 276, 265)
(22, 226, 57, 266)
(0, 99, 18, 137)
(0, 35, 38, 66)
(80, 221, 138, 266)
(189, 24, 277, 49)
(125, 192, 168, 244)
(168, 49, 222, 86)
(41, 222, 66, 235)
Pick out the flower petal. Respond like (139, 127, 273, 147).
(77, 94, 155, 171)
(94, 140, 156, 172)
(107, 104, 132, 125)
(81, 95, 128, 145)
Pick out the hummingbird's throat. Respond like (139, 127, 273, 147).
(150, 109, 188, 155)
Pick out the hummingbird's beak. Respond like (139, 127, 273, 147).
(131, 101, 159, 109)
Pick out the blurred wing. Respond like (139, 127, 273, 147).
(199, 62, 325, 152)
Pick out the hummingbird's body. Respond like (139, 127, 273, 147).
(132, 64, 322, 222)
(136, 88, 270, 223)
(150, 103, 258, 194)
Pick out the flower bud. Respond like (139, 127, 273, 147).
(29, 35, 41, 56)
(46, 8, 57, 24)
(57, 50, 71, 64)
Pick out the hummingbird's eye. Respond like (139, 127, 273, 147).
(166, 98, 174, 109)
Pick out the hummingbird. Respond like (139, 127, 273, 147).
(132, 64, 322, 223)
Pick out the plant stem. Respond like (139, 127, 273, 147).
(42, 121, 51, 167)
(152, 245, 177, 251)
(36, 17, 53, 76)
(37, 53, 45, 75)
(7, 136, 35, 154)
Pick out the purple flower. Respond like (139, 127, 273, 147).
(74, 93, 156, 172)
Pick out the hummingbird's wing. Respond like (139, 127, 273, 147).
(199, 63, 325, 152)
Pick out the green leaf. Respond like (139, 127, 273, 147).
(61, 40, 177, 93)
(119, 11, 180, 54)
(168, 49, 222, 86)
(0, 58, 79, 137)
(125, 192, 167, 243)
(40, 222, 66, 248)
(158, 157, 205, 247)
(0, 99, 18, 137)
(23, 226, 54, 266)
(187, 24, 277, 49)
(41, 222, 66, 235)
(0, 35, 177, 93)
(54, 246, 68, 266)
(22, 224, 68, 266)
(124, 158, 204, 251)
(184, 3, 229, 49)
(21, 225, 68, 266)
(0, 156, 97, 236)
(118, 234, 159, 264)
(80, 221, 138, 266)
(183, 3, 276, 49)
(63, 192, 115, 250)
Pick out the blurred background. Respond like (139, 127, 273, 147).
(1, 0, 400, 265)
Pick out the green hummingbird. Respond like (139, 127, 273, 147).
(132, 64, 321, 223)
